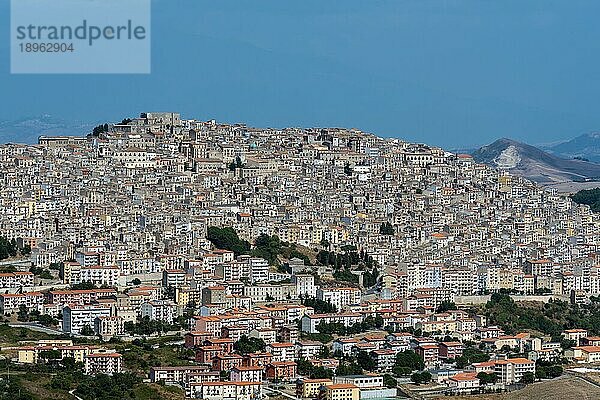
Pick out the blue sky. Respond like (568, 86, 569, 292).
(2, 0, 600, 148)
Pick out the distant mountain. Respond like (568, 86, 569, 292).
(545, 132, 600, 163)
(0, 115, 95, 144)
(472, 138, 600, 184)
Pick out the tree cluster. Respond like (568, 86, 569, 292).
(300, 332, 333, 344)
(29, 265, 52, 279)
(206, 226, 251, 256)
(379, 222, 394, 235)
(476, 372, 498, 385)
(124, 315, 180, 335)
(71, 281, 98, 290)
(436, 301, 458, 313)
(572, 188, 600, 212)
(383, 373, 397, 388)
(335, 361, 363, 376)
(301, 296, 337, 314)
(233, 335, 266, 355)
(228, 156, 244, 171)
(74, 372, 142, 400)
(316, 316, 383, 336)
(91, 123, 109, 136)
(318, 247, 378, 287)
(16, 304, 58, 327)
(411, 371, 432, 385)
(316, 246, 375, 269)
(0, 236, 30, 260)
(252, 234, 283, 265)
(297, 358, 333, 379)
(486, 293, 600, 336)
(520, 371, 535, 384)
(393, 350, 424, 376)
(535, 360, 563, 380)
(455, 346, 490, 369)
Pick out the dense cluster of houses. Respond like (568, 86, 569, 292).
(0, 113, 598, 397)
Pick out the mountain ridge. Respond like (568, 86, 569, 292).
(0, 115, 96, 144)
(472, 137, 600, 185)
(544, 132, 600, 163)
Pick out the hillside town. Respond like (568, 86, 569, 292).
(0, 112, 599, 399)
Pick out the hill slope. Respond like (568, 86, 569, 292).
(0, 115, 95, 144)
(472, 138, 600, 184)
(547, 132, 600, 163)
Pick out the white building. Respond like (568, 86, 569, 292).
(301, 313, 363, 334)
(249, 258, 269, 284)
(84, 351, 123, 375)
(230, 366, 263, 382)
(292, 274, 316, 298)
(62, 304, 111, 334)
(0, 292, 44, 313)
(494, 358, 535, 385)
(72, 266, 120, 287)
(140, 299, 177, 324)
(316, 288, 361, 311)
(187, 381, 262, 400)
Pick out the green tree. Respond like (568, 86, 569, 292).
(71, 281, 98, 290)
(41, 349, 62, 360)
(572, 188, 600, 212)
(302, 297, 337, 313)
(395, 350, 424, 372)
(80, 324, 94, 336)
(411, 371, 431, 385)
(520, 371, 535, 384)
(476, 372, 498, 385)
(379, 222, 394, 235)
(74, 372, 142, 400)
(535, 368, 547, 380)
(91, 123, 110, 136)
(17, 305, 29, 321)
(343, 163, 352, 176)
(436, 301, 458, 313)
(233, 335, 266, 355)
(356, 351, 376, 372)
(0, 236, 18, 260)
(51, 372, 74, 390)
(336, 361, 362, 376)
(455, 347, 490, 368)
(251, 234, 282, 265)
(206, 226, 251, 256)
(383, 374, 397, 388)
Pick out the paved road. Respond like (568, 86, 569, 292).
(69, 389, 84, 400)
(9, 322, 71, 336)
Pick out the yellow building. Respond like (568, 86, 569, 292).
(176, 287, 190, 307)
(322, 383, 359, 400)
(18, 344, 91, 364)
(296, 378, 332, 398)
(18, 347, 35, 363)
(176, 287, 203, 307)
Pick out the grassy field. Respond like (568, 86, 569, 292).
(131, 383, 185, 400)
(431, 375, 600, 400)
(0, 324, 54, 345)
(0, 372, 72, 400)
(118, 343, 194, 375)
(0, 373, 186, 400)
